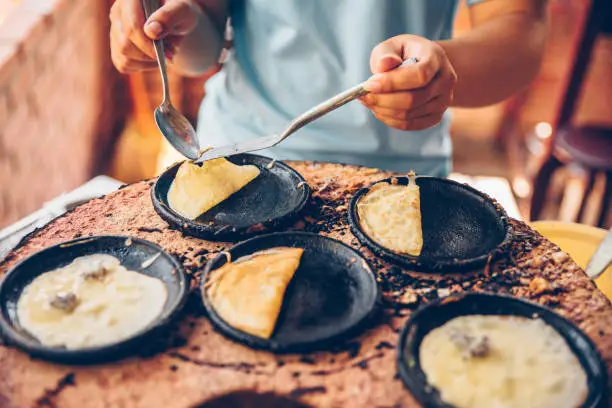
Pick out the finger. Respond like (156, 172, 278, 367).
(404, 95, 450, 119)
(145, 0, 199, 39)
(372, 111, 445, 132)
(112, 22, 156, 62)
(368, 95, 449, 121)
(361, 78, 441, 110)
(122, 0, 156, 59)
(112, 50, 159, 74)
(405, 113, 446, 131)
(360, 88, 434, 110)
(122, 59, 160, 73)
(369, 39, 404, 74)
(372, 113, 412, 132)
(365, 56, 440, 93)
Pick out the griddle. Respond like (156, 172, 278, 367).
(0, 235, 188, 364)
(201, 232, 381, 353)
(397, 292, 607, 408)
(152, 154, 310, 241)
(349, 176, 512, 272)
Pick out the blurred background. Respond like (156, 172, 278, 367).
(0, 0, 610, 229)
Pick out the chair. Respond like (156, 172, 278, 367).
(529, 0, 612, 227)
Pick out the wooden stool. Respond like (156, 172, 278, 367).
(555, 127, 612, 226)
(529, 0, 612, 226)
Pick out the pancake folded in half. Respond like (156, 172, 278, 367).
(168, 158, 260, 219)
(357, 172, 423, 256)
(205, 247, 304, 339)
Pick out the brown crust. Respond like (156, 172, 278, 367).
(0, 161, 611, 408)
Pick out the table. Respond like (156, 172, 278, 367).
(0, 161, 610, 408)
(0, 176, 123, 260)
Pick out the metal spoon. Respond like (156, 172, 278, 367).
(142, 0, 200, 160)
(196, 57, 419, 163)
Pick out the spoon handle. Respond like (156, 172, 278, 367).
(277, 57, 418, 142)
(141, 0, 171, 105)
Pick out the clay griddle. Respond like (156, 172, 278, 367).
(152, 154, 310, 241)
(0, 236, 188, 365)
(349, 176, 511, 272)
(0, 161, 612, 408)
(397, 292, 607, 408)
(202, 232, 380, 353)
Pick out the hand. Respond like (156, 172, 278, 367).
(110, 0, 202, 73)
(360, 35, 457, 131)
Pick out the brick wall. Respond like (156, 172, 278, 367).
(0, 0, 126, 228)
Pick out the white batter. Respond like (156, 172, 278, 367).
(419, 315, 588, 408)
(17, 254, 167, 349)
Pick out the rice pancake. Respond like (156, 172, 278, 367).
(205, 247, 304, 339)
(167, 158, 260, 220)
(357, 173, 423, 256)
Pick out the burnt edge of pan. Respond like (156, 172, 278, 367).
(348, 176, 513, 272)
(0, 235, 189, 365)
(200, 232, 382, 353)
(152, 154, 311, 242)
(396, 292, 607, 408)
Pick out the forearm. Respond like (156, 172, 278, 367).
(171, 2, 225, 77)
(438, 12, 547, 107)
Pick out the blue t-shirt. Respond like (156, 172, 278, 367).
(197, 0, 485, 176)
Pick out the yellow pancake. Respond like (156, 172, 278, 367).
(206, 247, 304, 339)
(357, 174, 423, 256)
(168, 158, 260, 219)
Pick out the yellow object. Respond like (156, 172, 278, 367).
(420, 315, 587, 408)
(357, 173, 423, 256)
(531, 221, 612, 301)
(206, 248, 304, 339)
(17, 254, 167, 349)
(167, 158, 260, 219)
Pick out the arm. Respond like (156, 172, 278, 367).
(440, 0, 548, 107)
(360, 0, 547, 130)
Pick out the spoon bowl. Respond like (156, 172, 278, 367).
(154, 103, 199, 160)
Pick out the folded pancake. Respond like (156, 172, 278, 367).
(206, 247, 304, 339)
(357, 172, 423, 256)
(167, 158, 261, 219)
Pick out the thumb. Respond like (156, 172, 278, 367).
(369, 40, 403, 74)
(144, 0, 199, 40)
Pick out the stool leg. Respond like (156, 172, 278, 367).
(576, 170, 597, 223)
(597, 171, 612, 228)
(530, 155, 563, 221)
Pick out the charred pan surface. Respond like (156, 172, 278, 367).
(0, 161, 611, 408)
